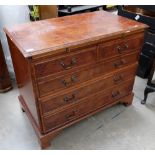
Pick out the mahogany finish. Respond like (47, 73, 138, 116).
(4, 11, 148, 149)
(0, 41, 12, 92)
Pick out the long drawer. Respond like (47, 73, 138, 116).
(40, 64, 136, 115)
(99, 33, 144, 60)
(34, 46, 97, 78)
(37, 52, 138, 97)
(42, 80, 134, 132)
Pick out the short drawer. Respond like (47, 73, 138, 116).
(103, 51, 139, 72)
(99, 34, 144, 59)
(42, 81, 134, 133)
(34, 46, 97, 78)
(40, 65, 136, 115)
(37, 52, 138, 97)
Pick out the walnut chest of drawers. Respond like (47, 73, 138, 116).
(4, 11, 148, 149)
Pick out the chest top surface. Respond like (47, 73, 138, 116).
(4, 10, 148, 58)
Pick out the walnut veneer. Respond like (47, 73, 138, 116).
(4, 11, 148, 149)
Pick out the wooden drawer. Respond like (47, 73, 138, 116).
(103, 51, 139, 72)
(42, 80, 134, 132)
(40, 65, 136, 115)
(77, 80, 134, 117)
(34, 46, 97, 78)
(42, 106, 78, 133)
(37, 52, 138, 97)
(99, 34, 144, 59)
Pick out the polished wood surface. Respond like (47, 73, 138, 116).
(4, 11, 148, 149)
(34, 45, 97, 78)
(99, 33, 144, 59)
(4, 11, 147, 58)
(42, 79, 134, 132)
(40, 65, 137, 115)
(0, 41, 12, 92)
(6, 36, 41, 130)
(38, 63, 137, 97)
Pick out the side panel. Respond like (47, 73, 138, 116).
(6, 36, 42, 132)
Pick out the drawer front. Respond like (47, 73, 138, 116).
(34, 46, 97, 78)
(40, 65, 136, 115)
(42, 106, 78, 133)
(99, 34, 144, 59)
(77, 80, 134, 117)
(104, 52, 139, 72)
(37, 52, 138, 97)
(42, 81, 134, 132)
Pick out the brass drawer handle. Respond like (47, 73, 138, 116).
(113, 74, 124, 83)
(114, 59, 126, 68)
(112, 91, 120, 98)
(60, 58, 77, 70)
(124, 43, 129, 49)
(116, 43, 129, 53)
(65, 110, 76, 120)
(63, 94, 75, 103)
(61, 75, 77, 87)
(116, 45, 121, 52)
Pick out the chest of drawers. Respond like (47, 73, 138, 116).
(4, 11, 148, 149)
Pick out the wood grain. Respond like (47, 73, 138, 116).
(5, 11, 147, 149)
(4, 11, 147, 58)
